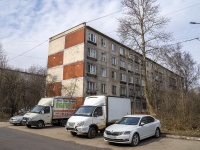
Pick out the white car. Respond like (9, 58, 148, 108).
(104, 115, 161, 146)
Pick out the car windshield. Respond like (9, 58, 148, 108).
(30, 105, 44, 113)
(116, 117, 140, 125)
(74, 106, 96, 116)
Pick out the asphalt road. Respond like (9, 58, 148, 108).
(0, 127, 109, 150)
(0, 122, 200, 150)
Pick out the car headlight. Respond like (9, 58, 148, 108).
(124, 131, 131, 135)
(77, 121, 84, 127)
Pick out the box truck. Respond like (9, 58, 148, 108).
(22, 96, 76, 128)
(66, 95, 131, 138)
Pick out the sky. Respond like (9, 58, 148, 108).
(0, 0, 200, 70)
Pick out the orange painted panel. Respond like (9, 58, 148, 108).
(46, 82, 62, 97)
(48, 51, 63, 68)
(63, 61, 84, 80)
(65, 28, 84, 48)
(75, 97, 84, 108)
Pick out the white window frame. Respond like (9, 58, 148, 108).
(88, 48, 96, 58)
(101, 68, 106, 77)
(112, 57, 116, 65)
(112, 85, 116, 95)
(101, 38, 106, 47)
(120, 60, 125, 68)
(112, 71, 116, 79)
(87, 81, 96, 91)
(101, 84, 106, 93)
(88, 64, 96, 75)
(129, 76, 134, 83)
(120, 87, 126, 95)
(102, 53, 106, 62)
(120, 48, 125, 55)
(88, 32, 96, 43)
(120, 73, 126, 82)
(112, 43, 115, 51)
(128, 63, 132, 71)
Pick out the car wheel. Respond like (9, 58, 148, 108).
(70, 131, 77, 136)
(131, 133, 140, 146)
(154, 128, 160, 138)
(36, 121, 44, 129)
(88, 127, 96, 139)
(26, 125, 31, 128)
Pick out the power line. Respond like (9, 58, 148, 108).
(8, 40, 48, 62)
(164, 2, 200, 16)
(86, 9, 123, 23)
(7, 53, 46, 60)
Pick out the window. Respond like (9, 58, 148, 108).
(128, 52, 133, 59)
(44, 107, 50, 114)
(101, 68, 106, 77)
(129, 75, 134, 83)
(135, 77, 139, 85)
(112, 71, 116, 79)
(87, 81, 96, 91)
(112, 57, 116, 65)
(120, 87, 126, 95)
(135, 55, 139, 63)
(112, 85, 116, 95)
(94, 107, 103, 116)
(112, 43, 115, 51)
(101, 38, 106, 47)
(120, 73, 126, 82)
(102, 53, 106, 62)
(88, 64, 96, 75)
(88, 48, 96, 58)
(101, 84, 106, 93)
(120, 48, 125, 55)
(88, 32, 96, 43)
(129, 89, 134, 96)
(135, 63, 139, 73)
(142, 102, 147, 110)
(120, 60, 125, 68)
(128, 63, 132, 71)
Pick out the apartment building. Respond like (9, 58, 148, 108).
(46, 23, 180, 113)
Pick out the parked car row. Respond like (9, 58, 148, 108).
(9, 95, 161, 147)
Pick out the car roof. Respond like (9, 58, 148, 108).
(123, 114, 153, 118)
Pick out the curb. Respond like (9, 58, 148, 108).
(161, 133, 200, 141)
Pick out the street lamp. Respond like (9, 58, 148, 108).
(190, 22, 200, 24)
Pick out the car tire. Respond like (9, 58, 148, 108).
(154, 128, 160, 138)
(131, 133, 140, 146)
(70, 131, 77, 136)
(26, 125, 31, 128)
(88, 127, 96, 139)
(36, 121, 44, 129)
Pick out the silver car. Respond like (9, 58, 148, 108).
(9, 112, 27, 125)
(104, 115, 161, 146)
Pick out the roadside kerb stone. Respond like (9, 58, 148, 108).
(162, 133, 200, 141)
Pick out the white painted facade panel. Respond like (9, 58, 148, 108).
(63, 43, 84, 65)
(49, 36, 65, 55)
(62, 77, 84, 97)
(46, 66, 63, 82)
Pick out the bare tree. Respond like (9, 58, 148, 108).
(118, 0, 171, 115)
(161, 47, 200, 93)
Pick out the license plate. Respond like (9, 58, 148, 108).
(107, 135, 116, 139)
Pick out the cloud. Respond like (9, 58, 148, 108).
(0, 0, 200, 69)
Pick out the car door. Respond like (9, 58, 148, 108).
(92, 107, 106, 130)
(146, 116, 156, 136)
(41, 106, 51, 124)
(138, 117, 149, 139)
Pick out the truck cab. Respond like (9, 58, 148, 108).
(23, 98, 53, 128)
(66, 96, 107, 138)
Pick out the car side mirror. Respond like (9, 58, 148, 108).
(93, 112, 98, 117)
(41, 110, 44, 114)
(140, 122, 145, 126)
